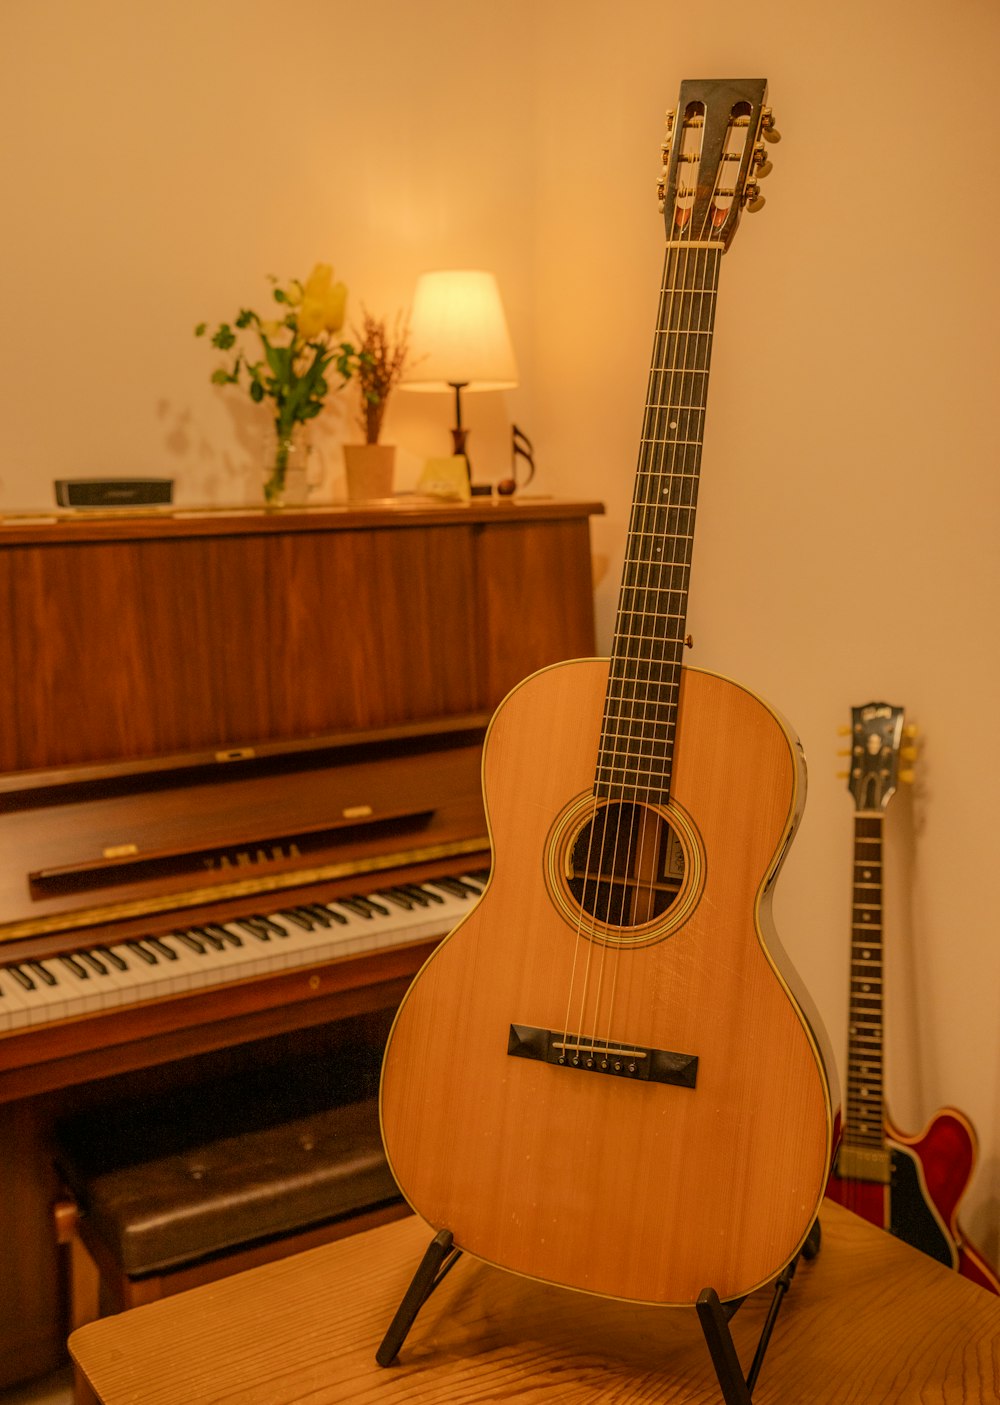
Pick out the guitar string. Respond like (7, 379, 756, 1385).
(597, 140, 726, 1054)
(577, 106, 731, 1064)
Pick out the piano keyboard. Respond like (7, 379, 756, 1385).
(0, 873, 487, 1033)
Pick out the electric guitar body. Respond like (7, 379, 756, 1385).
(381, 78, 837, 1308)
(381, 659, 833, 1305)
(825, 702, 1000, 1294)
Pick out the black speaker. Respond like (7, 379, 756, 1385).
(54, 478, 174, 508)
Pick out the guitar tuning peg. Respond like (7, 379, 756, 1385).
(744, 184, 766, 213)
(761, 110, 781, 144)
(903, 724, 919, 739)
(837, 725, 852, 736)
(901, 746, 918, 762)
(836, 771, 850, 781)
(899, 769, 916, 784)
(752, 147, 773, 178)
(836, 748, 852, 757)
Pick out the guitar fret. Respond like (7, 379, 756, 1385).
(597, 235, 722, 797)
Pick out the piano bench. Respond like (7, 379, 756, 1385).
(54, 1091, 408, 1368)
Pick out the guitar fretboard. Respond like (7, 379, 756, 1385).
(595, 244, 722, 804)
(843, 812, 887, 1149)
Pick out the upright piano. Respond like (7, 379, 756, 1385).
(0, 497, 602, 1386)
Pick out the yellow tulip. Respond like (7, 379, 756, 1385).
(302, 263, 333, 301)
(297, 299, 325, 339)
(322, 281, 347, 332)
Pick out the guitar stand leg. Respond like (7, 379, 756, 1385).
(376, 1229, 463, 1367)
(695, 1218, 821, 1403)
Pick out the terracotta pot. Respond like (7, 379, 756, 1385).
(343, 444, 396, 502)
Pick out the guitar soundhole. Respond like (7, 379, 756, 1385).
(567, 802, 685, 928)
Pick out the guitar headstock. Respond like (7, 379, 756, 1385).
(838, 702, 917, 812)
(657, 78, 776, 250)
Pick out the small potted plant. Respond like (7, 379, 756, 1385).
(196, 263, 358, 506)
(342, 309, 411, 501)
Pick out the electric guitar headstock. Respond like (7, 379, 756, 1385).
(657, 78, 778, 250)
(838, 702, 918, 812)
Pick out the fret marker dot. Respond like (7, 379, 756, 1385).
(862, 984, 870, 991)
(669, 420, 678, 429)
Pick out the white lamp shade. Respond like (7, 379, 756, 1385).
(402, 270, 518, 392)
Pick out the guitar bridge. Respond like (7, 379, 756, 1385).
(507, 1024, 698, 1088)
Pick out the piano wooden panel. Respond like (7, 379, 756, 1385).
(0, 499, 602, 1389)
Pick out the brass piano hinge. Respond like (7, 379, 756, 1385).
(0, 836, 489, 946)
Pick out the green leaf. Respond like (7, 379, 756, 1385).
(194, 322, 207, 337)
(250, 380, 264, 402)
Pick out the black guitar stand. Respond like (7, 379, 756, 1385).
(376, 1218, 822, 1401)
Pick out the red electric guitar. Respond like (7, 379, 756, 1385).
(825, 702, 999, 1293)
(380, 78, 837, 1308)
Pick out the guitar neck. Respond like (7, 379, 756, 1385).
(844, 811, 887, 1150)
(596, 244, 723, 806)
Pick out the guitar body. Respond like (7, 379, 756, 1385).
(381, 660, 834, 1306)
(827, 1108, 1000, 1293)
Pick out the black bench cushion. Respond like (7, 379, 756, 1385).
(55, 1061, 400, 1276)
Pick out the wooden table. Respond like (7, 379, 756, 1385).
(70, 1200, 1000, 1403)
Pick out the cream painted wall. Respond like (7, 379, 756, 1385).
(1, 0, 998, 1273)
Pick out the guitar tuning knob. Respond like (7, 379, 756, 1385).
(744, 185, 766, 213)
(837, 725, 852, 736)
(903, 724, 919, 739)
(899, 769, 916, 784)
(752, 147, 773, 178)
(836, 748, 852, 757)
(836, 771, 850, 781)
(901, 746, 918, 762)
(761, 110, 781, 144)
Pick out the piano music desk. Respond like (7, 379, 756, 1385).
(69, 1200, 1000, 1404)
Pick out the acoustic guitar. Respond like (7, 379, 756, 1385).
(825, 702, 999, 1293)
(380, 77, 837, 1307)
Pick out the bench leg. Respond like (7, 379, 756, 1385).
(54, 1200, 101, 1331)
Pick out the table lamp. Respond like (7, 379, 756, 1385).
(402, 270, 518, 491)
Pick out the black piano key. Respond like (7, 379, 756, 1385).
(335, 897, 375, 920)
(280, 910, 316, 932)
(145, 937, 179, 962)
(255, 915, 288, 936)
(401, 884, 443, 905)
(79, 951, 109, 976)
(29, 961, 58, 986)
(299, 905, 333, 927)
(9, 965, 35, 991)
(176, 932, 208, 954)
(209, 925, 243, 948)
(427, 877, 477, 899)
(359, 894, 390, 916)
(317, 903, 349, 925)
(96, 946, 129, 971)
(126, 941, 158, 965)
(60, 955, 91, 979)
(375, 889, 415, 911)
(191, 927, 227, 952)
(235, 920, 271, 943)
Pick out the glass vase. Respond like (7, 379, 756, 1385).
(263, 423, 312, 508)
